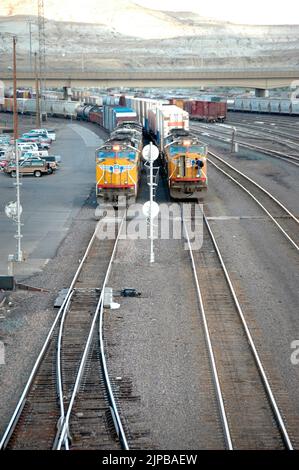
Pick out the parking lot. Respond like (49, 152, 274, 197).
(0, 116, 104, 277)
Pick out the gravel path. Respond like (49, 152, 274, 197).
(105, 234, 224, 450)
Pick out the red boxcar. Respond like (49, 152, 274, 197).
(89, 108, 103, 126)
(184, 100, 227, 122)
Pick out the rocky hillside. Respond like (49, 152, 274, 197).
(0, 0, 299, 72)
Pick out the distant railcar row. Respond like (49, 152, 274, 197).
(0, 95, 227, 122)
(228, 97, 299, 115)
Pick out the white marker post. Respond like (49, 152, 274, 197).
(142, 143, 159, 263)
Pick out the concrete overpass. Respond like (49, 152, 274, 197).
(1, 68, 299, 92)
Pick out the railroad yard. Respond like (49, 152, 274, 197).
(0, 106, 299, 451)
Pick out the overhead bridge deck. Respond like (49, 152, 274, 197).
(1, 68, 299, 89)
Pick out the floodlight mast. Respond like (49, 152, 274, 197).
(142, 143, 159, 264)
(13, 36, 23, 263)
(149, 143, 154, 262)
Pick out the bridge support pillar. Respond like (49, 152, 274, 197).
(63, 86, 72, 100)
(255, 88, 269, 98)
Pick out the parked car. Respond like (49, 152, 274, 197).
(0, 155, 9, 169)
(4, 158, 53, 177)
(23, 131, 52, 144)
(19, 136, 50, 149)
(20, 154, 59, 170)
(21, 148, 49, 157)
(46, 129, 56, 141)
(29, 128, 56, 141)
(17, 142, 39, 152)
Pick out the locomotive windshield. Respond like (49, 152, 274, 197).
(169, 145, 207, 155)
(97, 150, 136, 160)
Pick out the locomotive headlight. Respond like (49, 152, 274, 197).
(183, 140, 191, 146)
(113, 145, 120, 151)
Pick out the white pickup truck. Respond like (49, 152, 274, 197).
(18, 142, 48, 156)
(29, 128, 56, 141)
(21, 148, 49, 157)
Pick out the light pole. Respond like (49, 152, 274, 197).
(34, 52, 41, 127)
(142, 143, 159, 264)
(27, 20, 33, 71)
(12, 36, 23, 263)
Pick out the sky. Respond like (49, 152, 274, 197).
(134, 0, 299, 25)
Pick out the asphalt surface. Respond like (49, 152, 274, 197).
(0, 115, 104, 278)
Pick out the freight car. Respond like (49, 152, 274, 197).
(102, 106, 138, 132)
(95, 122, 142, 204)
(148, 104, 189, 151)
(183, 100, 227, 122)
(164, 129, 208, 199)
(89, 106, 103, 126)
(125, 97, 169, 132)
(0, 98, 81, 118)
(228, 97, 299, 115)
(76, 104, 96, 121)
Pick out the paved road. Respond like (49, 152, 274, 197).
(0, 118, 104, 278)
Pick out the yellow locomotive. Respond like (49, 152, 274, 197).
(164, 129, 208, 199)
(95, 122, 142, 204)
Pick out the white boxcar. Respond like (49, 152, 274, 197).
(153, 105, 189, 151)
(250, 99, 260, 112)
(234, 98, 244, 111)
(242, 99, 252, 111)
(269, 99, 281, 113)
(291, 100, 299, 115)
(280, 99, 291, 114)
(259, 99, 271, 113)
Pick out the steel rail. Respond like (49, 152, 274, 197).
(203, 212, 294, 450)
(183, 218, 233, 450)
(208, 151, 299, 225)
(208, 152, 299, 251)
(53, 290, 75, 450)
(190, 124, 299, 166)
(226, 120, 299, 143)
(0, 223, 101, 450)
(191, 121, 299, 159)
(55, 211, 129, 450)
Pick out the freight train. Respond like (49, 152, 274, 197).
(228, 97, 299, 115)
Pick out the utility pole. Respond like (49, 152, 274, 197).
(37, 0, 46, 120)
(34, 52, 41, 127)
(13, 36, 23, 263)
(28, 20, 33, 70)
(13, 37, 18, 141)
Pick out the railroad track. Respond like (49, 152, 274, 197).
(183, 209, 294, 449)
(207, 151, 299, 251)
(0, 212, 129, 450)
(227, 113, 299, 129)
(190, 123, 299, 166)
(227, 119, 299, 143)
